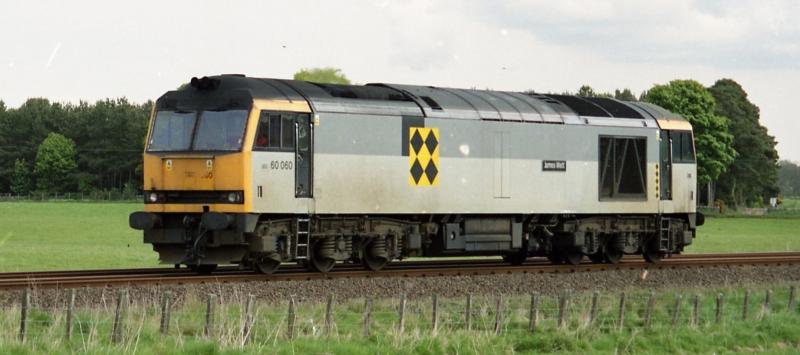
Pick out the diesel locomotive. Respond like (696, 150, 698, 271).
(129, 75, 703, 274)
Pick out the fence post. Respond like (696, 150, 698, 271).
(465, 294, 472, 331)
(644, 291, 656, 330)
(557, 293, 569, 329)
(204, 294, 217, 337)
(66, 289, 76, 339)
(691, 294, 700, 327)
(716, 293, 724, 324)
(287, 296, 296, 340)
(159, 291, 172, 336)
(324, 294, 334, 336)
(789, 286, 797, 312)
(111, 289, 128, 343)
(742, 289, 750, 321)
(528, 292, 540, 332)
(762, 289, 772, 319)
(243, 294, 255, 342)
(494, 295, 503, 335)
(431, 294, 438, 334)
(19, 289, 30, 343)
(671, 294, 682, 328)
(363, 298, 373, 337)
(617, 292, 626, 332)
(398, 293, 406, 333)
(589, 291, 600, 325)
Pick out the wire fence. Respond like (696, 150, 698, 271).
(0, 192, 142, 202)
(2, 285, 798, 348)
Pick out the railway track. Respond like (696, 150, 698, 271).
(1, 252, 798, 290)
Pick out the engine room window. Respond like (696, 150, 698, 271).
(671, 130, 695, 163)
(254, 111, 295, 151)
(599, 136, 647, 200)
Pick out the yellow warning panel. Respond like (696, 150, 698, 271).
(409, 127, 439, 186)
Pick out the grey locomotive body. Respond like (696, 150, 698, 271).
(130, 76, 702, 273)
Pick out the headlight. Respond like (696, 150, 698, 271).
(226, 192, 241, 203)
(148, 192, 159, 203)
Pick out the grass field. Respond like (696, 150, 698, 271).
(689, 217, 800, 253)
(0, 202, 798, 272)
(0, 202, 156, 272)
(1, 286, 798, 354)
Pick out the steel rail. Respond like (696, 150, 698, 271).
(0, 252, 798, 290)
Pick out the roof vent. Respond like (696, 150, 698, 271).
(420, 96, 443, 110)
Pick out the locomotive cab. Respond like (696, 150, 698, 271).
(130, 76, 314, 273)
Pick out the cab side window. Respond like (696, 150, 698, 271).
(254, 111, 295, 151)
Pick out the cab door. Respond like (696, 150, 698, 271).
(295, 114, 313, 198)
(659, 130, 674, 213)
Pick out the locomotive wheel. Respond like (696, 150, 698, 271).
(503, 253, 527, 266)
(560, 249, 583, 266)
(588, 253, 605, 264)
(253, 256, 280, 274)
(309, 248, 336, 273)
(363, 239, 390, 271)
(189, 264, 217, 274)
(604, 249, 623, 264)
(547, 252, 564, 265)
(643, 248, 664, 263)
(363, 254, 389, 271)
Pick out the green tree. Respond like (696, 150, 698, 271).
(0, 98, 150, 193)
(577, 85, 596, 97)
(64, 98, 151, 192)
(778, 160, 800, 198)
(708, 79, 780, 207)
(11, 158, 32, 194)
(575, 85, 613, 98)
(614, 89, 637, 101)
(293, 67, 351, 84)
(34, 133, 77, 193)
(643, 80, 736, 186)
(0, 98, 68, 191)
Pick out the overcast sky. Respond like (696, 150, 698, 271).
(1, 0, 798, 161)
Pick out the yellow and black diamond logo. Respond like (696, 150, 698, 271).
(409, 127, 439, 186)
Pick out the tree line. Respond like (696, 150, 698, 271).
(0, 98, 151, 196)
(0, 68, 795, 205)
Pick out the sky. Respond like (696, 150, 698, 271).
(1, 0, 798, 161)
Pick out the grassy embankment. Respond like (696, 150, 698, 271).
(0, 286, 798, 354)
(0, 202, 155, 272)
(0, 201, 799, 271)
(0, 202, 796, 352)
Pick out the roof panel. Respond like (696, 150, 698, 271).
(440, 88, 501, 119)
(546, 95, 611, 117)
(491, 92, 544, 122)
(470, 91, 523, 121)
(173, 75, 681, 127)
(583, 97, 644, 119)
